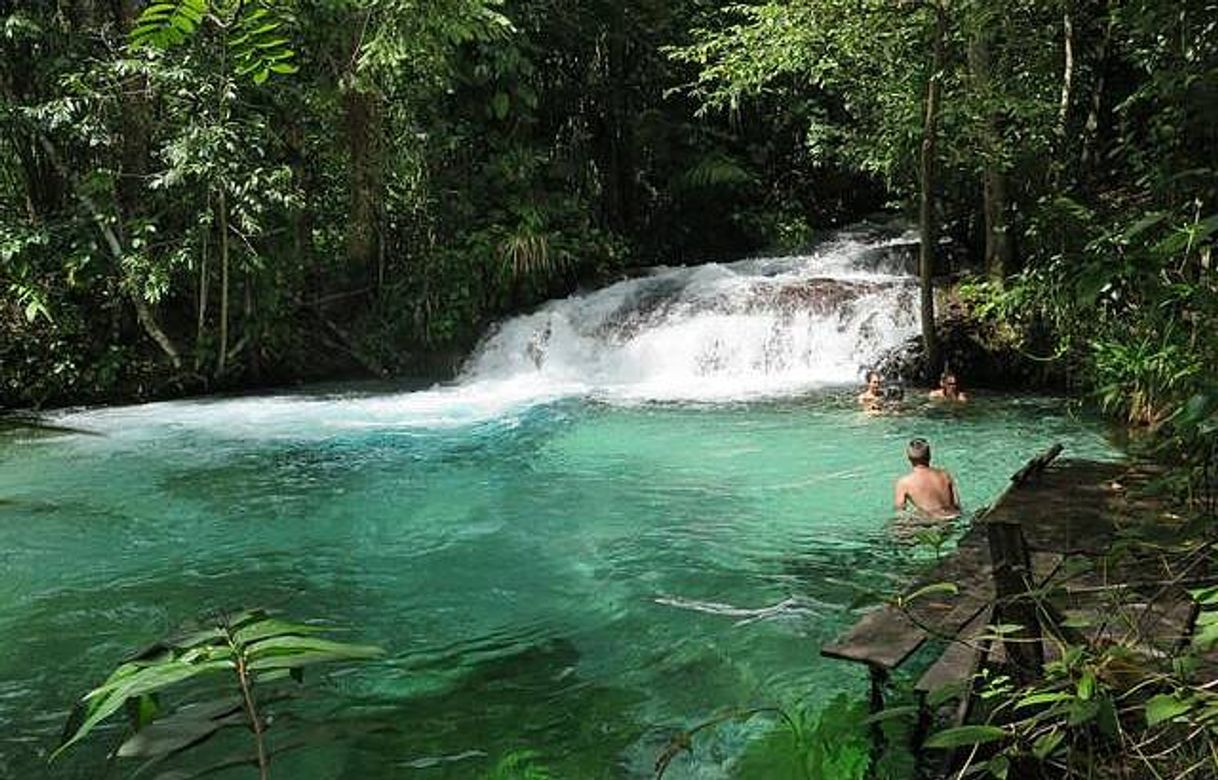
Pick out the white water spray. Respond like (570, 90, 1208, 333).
(54, 228, 920, 436)
(466, 230, 919, 401)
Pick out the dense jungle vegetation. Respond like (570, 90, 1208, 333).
(5, 3, 1218, 778)
(3, 0, 1215, 452)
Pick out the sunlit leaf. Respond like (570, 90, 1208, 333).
(924, 725, 1007, 749)
(1146, 693, 1193, 726)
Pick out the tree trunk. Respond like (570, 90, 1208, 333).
(919, 1, 947, 376)
(217, 187, 230, 378)
(1080, 1, 1113, 177)
(603, 8, 633, 235)
(115, 0, 152, 216)
(969, 16, 1014, 282)
(37, 134, 181, 367)
(196, 197, 209, 372)
(285, 119, 320, 306)
(982, 170, 1013, 281)
(344, 86, 383, 291)
(244, 272, 261, 381)
(1057, 1, 1074, 141)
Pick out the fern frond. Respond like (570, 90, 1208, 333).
(129, 0, 208, 49)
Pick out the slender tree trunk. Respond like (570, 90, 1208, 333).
(919, 1, 947, 376)
(37, 135, 181, 367)
(217, 186, 230, 377)
(969, 15, 1014, 282)
(344, 86, 383, 291)
(196, 199, 209, 372)
(1080, 1, 1113, 177)
(115, 0, 151, 216)
(604, 8, 632, 234)
(1057, 1, 1074, 140)
(244, 272, 260, 381)
(285, 120, 320, 306)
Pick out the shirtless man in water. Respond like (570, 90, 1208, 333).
(893, 438, 961, 519)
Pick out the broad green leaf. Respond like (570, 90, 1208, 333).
(1196, 611, 1218, 626)
(1146, 693, 1193, 726)
(1188, 585, 1218, 606)
(1015, 691, 1072, 709)
(861, 705, 917, 725)
(1119, 212, 1165, 242)
(1032, 729, 1063, 760)
(924, 725, 1007, 749)
(1192, 620, 1218, 651)
(903, 581, 958, 603)
(248, 648, 381, 671)
(491, 92, 510, 120)
(986, 753, 1009, 779)
(1067, 698, 1099, 726)
(232, 618, 324, 647)
(126, 694, 161, 732)
(245, 635, 383, 660)
(1076, 670, 1095, 701)
(927, 681, 965, 707)
(167, 627, 225, 650)
(117, 706, 244, 758)
(54, 660, 233, 760)
(1096, 697, 1118, 739)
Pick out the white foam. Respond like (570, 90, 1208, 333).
(52, 230, 920, 439)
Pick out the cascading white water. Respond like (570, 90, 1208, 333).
(463, 229, 920, 401)
(53, 228, 920, 436)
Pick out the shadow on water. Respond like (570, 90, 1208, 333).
(281, 638, 647, 780)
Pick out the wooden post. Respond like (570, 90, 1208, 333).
(986, 517, 1044, 683)
(869, 665, 888, 763)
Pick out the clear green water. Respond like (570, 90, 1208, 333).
(0, 391, 1117, 778)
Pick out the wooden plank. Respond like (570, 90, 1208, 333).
(915, 606, 994, 694)
(819, 447, 1107, 673)
(821, 606, 928, 669)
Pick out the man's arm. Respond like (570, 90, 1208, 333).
(894, 478, 908, 511)
(949, 474, 962, 511)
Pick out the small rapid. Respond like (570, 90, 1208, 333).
(466, 228, 919, 401)
(52, 227, 919, 437)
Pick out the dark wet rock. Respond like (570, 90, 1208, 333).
(873, 307, 1067, 390)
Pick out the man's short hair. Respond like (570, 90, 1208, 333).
(867, 370, 882, 383)
(907, 437, 931, 464)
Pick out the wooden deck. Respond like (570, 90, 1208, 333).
(820, 451, 1195, 700)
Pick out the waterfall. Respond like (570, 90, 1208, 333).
(463, 228, 920, 401)
(54, 227, 920, 436)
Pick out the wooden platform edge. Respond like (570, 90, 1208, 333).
(819, 443, 1067, 672)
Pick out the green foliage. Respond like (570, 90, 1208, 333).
(130, 0, 208, 49)
(658, 697, 914, 780)
(54, 609, 383, 777)
(917, 536, 1218, 778)
(481, 749, 554, 780)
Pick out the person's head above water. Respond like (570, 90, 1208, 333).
(940, 372, 960, 392)
(906, 437, 931, 466)
(866, 370, 882, 391)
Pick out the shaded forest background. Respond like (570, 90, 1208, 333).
(2, 0, 1215, 454)
(3, 0, 884, 407)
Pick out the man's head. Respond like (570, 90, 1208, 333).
(907, 437, 931, 466)
(866, 370, 882, 391)
(940, 372, 960, 393)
